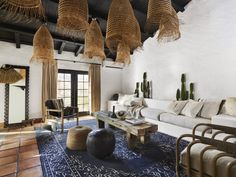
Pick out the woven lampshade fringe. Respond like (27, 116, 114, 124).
(0, 67, 23, 84)
(157, 8, 181, 42)
(0, 0, 45, 22)
(57, 0, 89, 38)
(31, 25, 55, 64)
(116, 42, 131, 65)
(106, 0, 141, 53)
(145, 0, 172, 34)
(84, 20, 106, 60)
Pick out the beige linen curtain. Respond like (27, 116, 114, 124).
(42, 62, 58, 119)
(89, 64, 101, 113)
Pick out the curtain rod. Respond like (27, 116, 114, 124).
(55, 59, 123, 69)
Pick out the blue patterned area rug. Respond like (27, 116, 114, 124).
(36, 119, 188, 177)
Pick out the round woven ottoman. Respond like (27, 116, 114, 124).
(66, 126, 92, 150)
(86, 128, 116, 159)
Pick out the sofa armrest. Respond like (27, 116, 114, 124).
(212, 114, 236, 128)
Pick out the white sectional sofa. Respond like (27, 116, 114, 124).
(108, 97, 236, 131)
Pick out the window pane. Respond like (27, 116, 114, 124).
(84, 82, 89, 89)
(58, 74, 64, 81)
(84, 104, 89, 112)
(78, 97, 83, 104)
(84, 75, 88, 81)
(57, 82, 64, 89)
(83, 90, 88, 96)
(65, 90, 71, 97)
(65, 82, 71, 89)
(78, 90, 83, 96)
(78, 75, 83, 81)
(78, 83, 83, 89)
(65, 74, 71, 81)
(64, 98, 71, 106)
(78, 104, 84, 112)
(57, 90, 64, 98)
(84, 96, 89, 104)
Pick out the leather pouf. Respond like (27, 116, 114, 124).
(66, 126, 92, 150)
(86, 129, 116, 159)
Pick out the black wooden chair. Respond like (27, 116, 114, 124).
(45, 99, 79, 133)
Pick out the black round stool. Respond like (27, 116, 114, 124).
(86, 128, 115, 159)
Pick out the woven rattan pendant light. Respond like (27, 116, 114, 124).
(57, 0, 89, 37)
(158, 8, 180, 42)
(145, 0, 180, 42)
(116, 42, 131, 65)
(31, 25, 55, 63)
(0, 0, 45, 21)
(106, 0, 141, 56)
(0, 66, 22, 84)
(84, 19, 106, 60)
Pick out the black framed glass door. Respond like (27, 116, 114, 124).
(57, 69, 89, 115)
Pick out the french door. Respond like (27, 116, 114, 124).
(57, 69, 89, 115)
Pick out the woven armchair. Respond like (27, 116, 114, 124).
(45, 99, 79, 133)
(176, 124, 236, 177)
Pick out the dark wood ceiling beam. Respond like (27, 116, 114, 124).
(75, 45, 84, 57)
(58, 41, 66, 54)
(14, 33, 21, 48)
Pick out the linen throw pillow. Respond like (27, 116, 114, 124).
(200, 101, 221, 119)
(167, 101, 188, 115)
(118, 94, 135, 106)
(181, 100, 204, 118)
(224, 97, 236, 116)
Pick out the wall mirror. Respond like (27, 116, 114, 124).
(4, 65, 30, 127)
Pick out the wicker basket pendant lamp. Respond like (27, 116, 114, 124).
(146, 0, 180, 42)
(31, 25, 55, 63)
(106, 0, 141, 64)
(116, 42, 131, 65)
(0, 66, 23, 84)
(57, 0, 89, 36)
(84, 19, 106, 60)
(0, 0, 45, 20)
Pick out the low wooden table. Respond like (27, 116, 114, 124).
(96, 112, 158, 149)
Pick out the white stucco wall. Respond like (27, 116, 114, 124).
(0, 41, 122, 123)
(122, 0, 236, 100)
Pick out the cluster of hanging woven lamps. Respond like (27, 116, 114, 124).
(106, 0, 141, 64)
(0, 66, 23, 84)
(146, 0, 181, 42)
(0, 0, 45, 21)
(84, 19, 106, 60)
(31, 25, 55, 63)
(57, 0, 89, 37)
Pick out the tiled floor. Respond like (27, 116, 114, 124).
(0, 115, 94, 177)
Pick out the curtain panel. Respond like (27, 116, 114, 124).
(42, 62, 58, 119)
(89, 64, 101, 113)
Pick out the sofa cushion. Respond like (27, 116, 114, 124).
(167, 100, 188, 115)
(118, 94, 135, 106)
(160, 113, 210, 130)
(200, 101, 222, 119)
(212, 114, 236, 128)
(224, 97, 236, 116)
(181, 100, 204, 118)
(140, 108, 165, 120)
(181, 143, 236, 177)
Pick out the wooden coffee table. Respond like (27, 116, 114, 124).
(96, 112, 158, 149)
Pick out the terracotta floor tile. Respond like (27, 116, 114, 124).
(19, 144, 38, 153)
(19, 157, 41, 171)
(18, 165, 42, 177)
(21, 126, 35, 131)
(20, 139, 37, 147)
(20, 134, 36, 141)
(0, 148, 18, 158)
(0, 142, 19, 151)
(19, 149, 39, 161)
(2, 138, 20, 145)
(0, 162, 17, 176)
(0, 155, 17, 166)
(4, 134, 21, 140)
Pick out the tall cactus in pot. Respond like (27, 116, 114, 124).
(141, 72, 150, 98)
